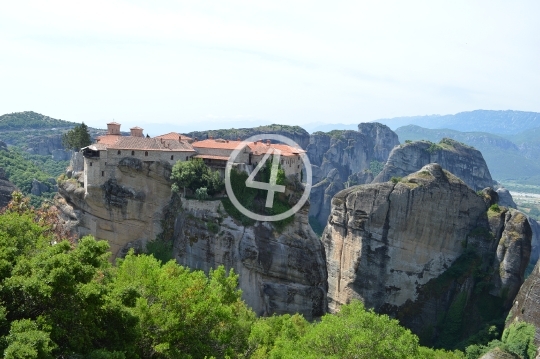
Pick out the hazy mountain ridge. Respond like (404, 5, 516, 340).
(374, 110, 540, 134)
(396, 125, 540, 183)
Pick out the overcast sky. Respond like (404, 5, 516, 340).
(1, 1, 539, 132)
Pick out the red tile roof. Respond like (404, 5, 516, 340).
(192, 139, 246, 150)
(97, 136, 195, 152)
(248, 143, 305, 157)
(155, 132, 193, 141)
(96, 135, 121, 145)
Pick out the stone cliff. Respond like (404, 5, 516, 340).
(307, 123, 399, 229)
(0, 167, 17, 209)
(323, 164, 531, 346)
(172, 199, 327, 320)
(57, 158, 174, 258)
(58, 156, 328, 319)
(506, 259, 540, 348)
(373, 138, 494, 191)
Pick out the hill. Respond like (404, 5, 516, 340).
(375, 110, 540, 135)
(395, 125, 540, 184)
(0, 111, 76, 131)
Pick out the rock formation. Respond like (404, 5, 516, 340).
(373, 138, 494, 191)
(26, 134, 70, 159)
(496, 187, 517, 209)
(57, 158, 174, 257)
(173, 199, 327, 320)
(0, 167, 17, 209)
(58, 156, 328, 319)
(323, 164, 531, 346)
(307, 123, 399, 228)
(506, 259, 540, 349)
(528, 219, 540, 274)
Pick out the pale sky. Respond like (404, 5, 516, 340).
(1, 1, 539, 133)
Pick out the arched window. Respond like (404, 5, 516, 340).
(117, 150, 121, 155)
(89, 162, 92, 167)
(131, 151, 135, 156)
(145, 151, 148, 156)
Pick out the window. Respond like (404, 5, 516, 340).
(171, 155, 174, 160)
(131, 151, 135, 156)
(298, 165, 300, 169)
(101, 171, 104, 177)
(186, 156, 188, 161)
(145, 151, 148, 156)
(117, 150, 121, 155)
(89, 162, 92, 167)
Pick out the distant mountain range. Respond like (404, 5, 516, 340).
(373, 110, 540, 135)
(395, 125, 540, 184)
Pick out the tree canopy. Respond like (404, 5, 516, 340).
(170, 158, 223, 196)
(62, 122, 92, 151)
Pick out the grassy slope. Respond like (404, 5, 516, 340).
(0, 111, 76, 130)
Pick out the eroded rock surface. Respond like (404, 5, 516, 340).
(307, 123, 399, 228)
(373, 138, 494, 191)
(506, 259, 540, 348)
(173, 200, 327, 320)
(57, 159, 173, 258)
(0, 167, 17, 209)
(323, 163, 531, 345)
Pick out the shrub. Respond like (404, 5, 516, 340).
(195, 187, 209, 200)
(391, 176, 402, 184)
(489, 204, 501, 213)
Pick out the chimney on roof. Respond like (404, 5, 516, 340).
(107, 122, 121, 135)
(178, 135, 181, 141)
(266, 140, 271, 145)
(254, 140, 258, 144)
(130, 127, 144, 137)
(209, 135, 214, 140)
(237, 137, 241, 141)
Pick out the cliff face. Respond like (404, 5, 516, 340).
(0, 167, 17, 209)
(506, 260, 540, 348)
(58, 157, 328, 319)
(307, 123, 399, 228)
(373, 139, 494, 191)
(173, 200, 327, 320)
(57, 158, 173, 258)
(323, 164, 531, 345)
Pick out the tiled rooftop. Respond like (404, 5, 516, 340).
(104, 137, 195, 151)
(96, 135, 121, 145)
(192, 139, 246, 150)
(155, 132, 193, 141)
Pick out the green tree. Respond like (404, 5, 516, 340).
(113, 253, 254, 358)
(62, 122, 91, 151)
(171, 159, 223, 196)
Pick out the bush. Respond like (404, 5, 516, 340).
(489, 204, 501, 213)
(195, 187, 209, 200)
(501, 321, 536, 359)
(391, 176, 402, 184)
(171, 159, 223, 196)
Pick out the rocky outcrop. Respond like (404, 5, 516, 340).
(26, 134, 63, 156)
(373, 138, 494, 191)
(506, 259, 540, 348)
(173, 200, 327, 320)
(57, 159, 174, 258)
(496, 187, 517, 209)
(529, 219, 540, 274)
(0, 167, 17, 209)
(307, 123, 399, 228)
(58, 157, 328, 319)
(323, 164, 531, 346)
